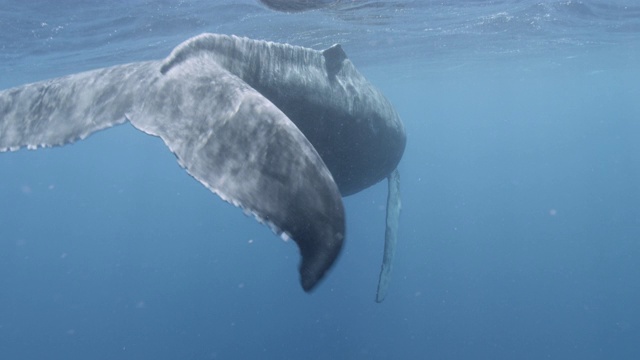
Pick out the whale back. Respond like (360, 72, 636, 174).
(161, 34, 406, 195)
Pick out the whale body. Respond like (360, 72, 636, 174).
(0, 33, 405, 293)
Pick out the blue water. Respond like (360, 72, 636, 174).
(1, 1, 640, 359)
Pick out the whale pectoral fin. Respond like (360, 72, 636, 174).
(0, 63, 151, 152)
(376, 168, 401, 303)
(128, 62, 345, 291)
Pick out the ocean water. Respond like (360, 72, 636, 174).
(1, 1, 639, 359)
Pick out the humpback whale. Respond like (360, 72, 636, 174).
(0, 33, 405, 294)
(259, 0, 337, 12)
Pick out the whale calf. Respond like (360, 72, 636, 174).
(0, 33, 405, 294)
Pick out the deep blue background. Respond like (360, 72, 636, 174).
(1, 1, 640, 359)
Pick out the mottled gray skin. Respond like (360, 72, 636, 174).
(0, 34, 405, 292)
